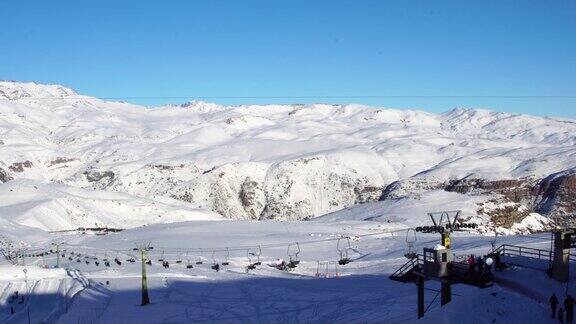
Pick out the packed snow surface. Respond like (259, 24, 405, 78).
(0, 214, 567, 324)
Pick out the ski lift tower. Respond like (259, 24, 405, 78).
(134, 242, 154, 306)
(409, 210, 482, 318)
(427, 210, 462, 249)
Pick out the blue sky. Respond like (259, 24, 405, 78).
(1, 0, 575, 117)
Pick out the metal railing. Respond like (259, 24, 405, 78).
(390, 254, 423, 279)
(493, 244, 553, 261)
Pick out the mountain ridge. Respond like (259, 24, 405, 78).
(0, 81, 574, 232)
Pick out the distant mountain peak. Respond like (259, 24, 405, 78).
(0, 80, 77, 100)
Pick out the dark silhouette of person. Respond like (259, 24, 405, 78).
(565, 294, 575, 323)
(476, 256, 484, 274)
(551, 294, 559, 318)
(467, 255, 476, 274)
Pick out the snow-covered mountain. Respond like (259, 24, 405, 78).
(1, 80, 575, 231)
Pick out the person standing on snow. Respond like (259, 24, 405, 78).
(551, 294, 559, 318)
(467, 255, 476, 274)
(565, 294, 575, 323)
(476, 256, 484, 274)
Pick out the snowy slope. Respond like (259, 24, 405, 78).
(0, 215, 564, 324)
(1, 81, 575, 230)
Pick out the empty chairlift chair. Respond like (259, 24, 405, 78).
(222, 248, 230, 266)
(404, 228, 418, 260)
(211, 251, 220, 272)
(337, 237, 352, 265)
(287, 243, 301, 269)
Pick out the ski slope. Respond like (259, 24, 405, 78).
(0, 213, 567, 323)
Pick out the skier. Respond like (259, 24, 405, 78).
(551, 294, 559, 318)
(565, 294, 575, 323)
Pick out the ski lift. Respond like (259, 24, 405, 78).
(162, 260, 170, 268)
(76, 258, 81, 263)
(222, 248, 230, 266)
(158, 250, 165, 262)
(115, 258, 122, 266)
(85, 260, 90, 265)
(95, 261, 100, 266)
(176, 249, 183, 264)
(196, 251, 204, 265)
(211, 251, 220, 272)
(146, 259, 152, 266)
(404, 228, 418, 259)
(105, 260, 111, 267)
(337, 237, 352, 265)
(287, 243, 301, 269)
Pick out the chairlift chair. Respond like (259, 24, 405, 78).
(404, 228, 418, 259)
(176, 249, 183, 264)
(196, 251, 204, 265)
(222, 248, 230, 266)
(337, 237, 352, 265)
(186, 257, 193, 269)
(287, 243, 301, 269)
(254, 245, 262, 266)
(211, 251, 220, 272)
(246, 249, 259, 271)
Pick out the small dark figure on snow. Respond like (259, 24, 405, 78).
(565, 294, 575, 323)
(551, 294, 559, 318)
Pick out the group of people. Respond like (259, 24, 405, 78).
(467, 254, 489, 274)
(550, 293, 576, 323)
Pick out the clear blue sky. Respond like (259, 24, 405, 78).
(1, 0, 575, 117)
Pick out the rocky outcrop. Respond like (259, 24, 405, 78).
(48, 157, 78, 166)
(444, 178, 535, 203)
(380, 175, 573, 230)
(239, 177, 266, 219)
(83, 170, 115, 187)
(534, 170, 576, 215)
(0, 168, 12, 183)
(8, 161, 33, 173)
